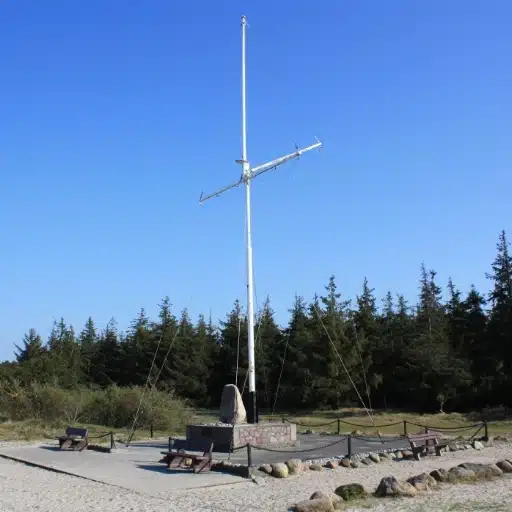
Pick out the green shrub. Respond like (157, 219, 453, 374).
(0, 380, 191, 433)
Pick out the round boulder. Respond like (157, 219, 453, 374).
(258, 464, 272, 475)
(369, 453, 381, 463)
(497, 460, 512, 473)
(375, 476, 417, 498)
(430, 468, 448, 482)
(286, 458, 303, 476)
(407, 472, 437, 491)
(335, 483, 368, 501)
(271, 462, 289, 478)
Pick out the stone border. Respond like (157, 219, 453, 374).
(257, 438, 489, 479)
(294, 456, 512, 511)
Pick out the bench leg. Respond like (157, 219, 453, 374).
(193, 458, 212, 473)
(60, 439, 72, 450)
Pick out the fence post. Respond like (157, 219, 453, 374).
(246, 444, 253, 478)
(168, 437, 173, 452)
(337, 418, 341, 435)
(347, 434, 352, 459)
(110, 431, 114, 450)
(150, 423, 154, 439)
(484, 421, 489, 440)
(403, 421, 408, 437)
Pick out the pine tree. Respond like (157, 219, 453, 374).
(78, 317, 98, 383)
(279, 294, 315, 409)
(485, 230, 512, 401)
(254, 297, 284, 410)
(15, 328, 44, 363)
(169, 309, 209, 403)
(92, 318, 122, 387)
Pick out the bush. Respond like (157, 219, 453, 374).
(0, 380, 191, 433)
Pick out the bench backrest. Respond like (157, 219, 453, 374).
(66, 426, 88, 438)
(408, 432, 440, 443)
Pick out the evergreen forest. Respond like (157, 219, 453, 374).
(3, 229, 512, 415)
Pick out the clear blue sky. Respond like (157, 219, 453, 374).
(1, 1, 511, 360)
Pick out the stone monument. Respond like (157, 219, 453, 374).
(184, 383, 296, 452)
(219, 384, 247, 424)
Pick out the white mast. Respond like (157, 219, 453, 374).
(200, 15, 322, 423)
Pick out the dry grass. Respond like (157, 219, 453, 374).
(0, 419, 170, 443)
(2, 407, 512, 443)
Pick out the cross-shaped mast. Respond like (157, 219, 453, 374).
(200, 15, 322, 424)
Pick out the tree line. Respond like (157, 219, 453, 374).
(2, 230, 511, 414)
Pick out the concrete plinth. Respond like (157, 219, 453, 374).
(185, 422, 297, 453)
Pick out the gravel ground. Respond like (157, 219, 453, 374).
(1, 443, 512, 511)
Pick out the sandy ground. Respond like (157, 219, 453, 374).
(1, 443, 512, 511)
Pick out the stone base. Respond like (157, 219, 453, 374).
(185, 422, 297, 453)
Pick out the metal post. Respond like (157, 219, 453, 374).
(347, 434, 352, 459)
(168, 437, 173, 452)
(484, 421, 488, 440)
(246, 443, 253, 478)
(403, 420, 408, 437)
(110, 432, 114, 450)
(150, 423, 154, 439)
(337, 418, 341, 435)
(198, 16, 322, 426)
(240, 15, 257, 425)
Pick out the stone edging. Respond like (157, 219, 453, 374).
(294, 457, 512, 511)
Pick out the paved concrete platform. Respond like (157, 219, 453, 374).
(139, 433, 407, 465)
(0, 443, 247, 496)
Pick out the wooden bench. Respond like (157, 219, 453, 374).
(56, 426, 89, 451)
(159, 442, 214, 474)
(407, 431, 447, 460)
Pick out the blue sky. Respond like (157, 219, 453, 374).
(1, 1, 511, 360)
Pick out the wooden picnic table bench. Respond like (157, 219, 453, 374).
(159, 442, 214, 474)
(407, 431, 447, 460)
(56, 426, 89, 451)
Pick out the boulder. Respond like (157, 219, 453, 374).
(310, 464, 324, 472)
(295, 498, 334, 512)
(379, 453, 392, 461)
(407, 473, 437, 491)
(351, 461, 362, 468)
(334, 483, 368, 501)
(259, 464, 272, 475)
(497, 460, 512, 473)
(472, 440, 484, 450)
(340, 458, 352, 468)
(401, 450, 414, 459)
(271, 463, 289, 478)
(361, 458, 374, 466)
(325, 460, 339, 469)
(430, 468, 449, 482)
(219, 384, 247, 424)
(389, 451, 397, 459)
(286, 459, 304, 476)
(447, 467, 476, 482)
(375, 476, 417, 497)
(394, 451, 403, 459)
(458, 463, 503, 479)
(369, 453, 381, 463)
